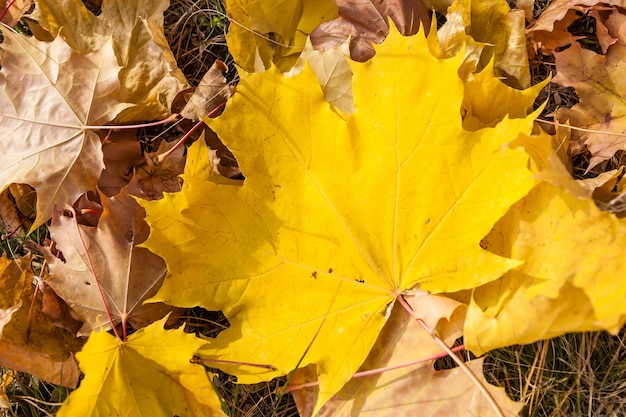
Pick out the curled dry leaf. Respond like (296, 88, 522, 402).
(181, 60, 232, 121)
(98, 129, 144, 197)
(554, 11, 626, 170)
(0, 256, 83, 387)
(0, 30, 130, 229)
(310, 0, 431, 62)
(437, 0, 531, 88)
(0, 0, 32, 27)
(43, 185, 172, 336)
(136, 140, 186, 200)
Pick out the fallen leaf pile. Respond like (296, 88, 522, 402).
(1, 0, 626, 415)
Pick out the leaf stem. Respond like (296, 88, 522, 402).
(82, 113, 180, 130)
(158, 101, 227, 163)
(537, 118, 626, 137)
(0, 0, 18, 23)
(396, 295, 505, 417)
(191, 357, 277, 371)
(281, 344, 465, 394)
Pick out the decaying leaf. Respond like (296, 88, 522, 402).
(31, 0, 187, 122)
(57, 317, 226, 417)
(291, 291, 523, 417)
(98, 129, 144, 197)
(136, 141, 186, 200)
(310, 0, 431, 62)
(527, 0, 626, 55)
(0, 29, 130, 229)
(0, 0, 32, 27)
(0, 256, 83, 387)
(181, 60, 232, 121)
(554, 11, 626, 169)
(142, 26, 538, 412)
(44, 185, 171, 336)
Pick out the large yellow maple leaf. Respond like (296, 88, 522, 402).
(142, 27, 537, 409)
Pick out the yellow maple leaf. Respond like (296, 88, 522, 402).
(141, 26, 537, 411)
(465, 132, 626, 355)
(462, 59, 549, 130)
(225, 0, 338, 71)
(290, 291, 523, 417)
(57, 317, 226, 417)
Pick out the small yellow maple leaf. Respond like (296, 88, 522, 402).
(142, 25, 539, 412)
(57, 317, 226, 417)
(225, 0, 339, 71)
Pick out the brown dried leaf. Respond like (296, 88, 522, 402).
(136, 141, 186, 200)
(31, 0, 187, 122)
(555, 12, 626, 169)
(181, 60, 232, 121)
(527, 0, 626, 55)
(40, 282, 83, 335)
(0, 31, 130, 229)
(0, 188, 25, 238)
(310, 0, 431, 62)
(43, 185, 170, 336)
(0, 0, 32, 27)
(0, 256, 83, 387)
(98, 130, 144, 197)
